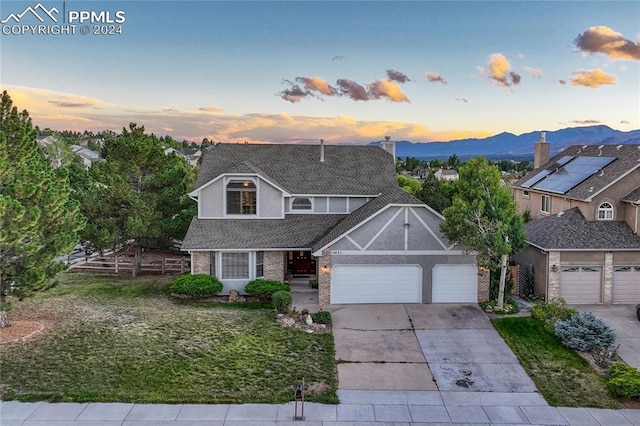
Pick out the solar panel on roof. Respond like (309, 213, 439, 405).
(521, 156, 574, 188)
(533, 156, 616, 194)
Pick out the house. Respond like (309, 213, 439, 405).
(163, 147, 202, 167)
(71, 145, 102, 168)
(512, 133, 640, 304)
(181, 142, 483, 305)
(434, 168, 459, 181)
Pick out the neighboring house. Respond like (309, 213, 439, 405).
(71, 145, 102, 168)
(164, 147, 202, 167)
(434, 168, 459, 181)
(512, 133, 640, 304)
(181, 142, 483, 305)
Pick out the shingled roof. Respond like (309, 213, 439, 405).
(195, 143, 397, 195)
(525, 207, 640, 250)
(514, 144, 640, 201)
(622, 186, 640, 204)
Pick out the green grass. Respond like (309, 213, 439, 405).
(493, 316, 619, 408)
(1, 273, 337, 404)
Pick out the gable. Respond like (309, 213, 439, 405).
(326, 205, 456, 254)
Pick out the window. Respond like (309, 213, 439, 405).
(597, 202, 614, 220)
(523, 190, 530, 198)
(227, 181, 256, 215)
(256, 251, 264, 277)
(210, 252, 216, 277)
(221, 252, 249, 279)
(541, 195, 550, 213)
(291, 197, 312, 211)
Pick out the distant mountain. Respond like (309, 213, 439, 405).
(370, 125, 640, 160)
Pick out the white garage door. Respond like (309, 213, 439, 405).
(613, 266, 640, 303)
(432, 264, 477, 303)
(331, 264, 422, 304)
(560, 266, 601, 304)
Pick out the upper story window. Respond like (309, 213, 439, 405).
(597, 202, 614, 221)
(541, 195, 550, 214)
(523, 190, 530, 198)
(227, 181, 256, 215)
(291, 197, 312, 211)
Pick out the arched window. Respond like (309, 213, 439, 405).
(291, 197, 312, 211)
(597, 202, 614, 220)
(227, 180, 256, 215)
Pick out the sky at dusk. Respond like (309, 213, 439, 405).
(1, 0, 639, 144)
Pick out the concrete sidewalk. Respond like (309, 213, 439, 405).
(3, 391, 640, 425)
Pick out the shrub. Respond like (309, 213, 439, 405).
(171, 274, 223, 298)
(606, 362, 640, 399)
(308, 279, 318, 289)
(272, 290, 292, 314)
(311, 311, 332, 326)
(244, 279, 290, 297)
(480, 297, 519, 314)
(554, 311, 616, 352)
(531, 297, 577, 329)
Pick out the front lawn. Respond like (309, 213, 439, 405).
(493, 316, 619, 408)
(0, 273, 337, 404)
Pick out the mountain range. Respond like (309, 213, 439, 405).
(371, 125, 640, 160)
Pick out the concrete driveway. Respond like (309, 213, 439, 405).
(574, 304, 640, 369)
(331, 304, 537, 393)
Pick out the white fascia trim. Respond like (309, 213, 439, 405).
(586, 163, 640, 202)
(527, 241, 640, 252)
(329, 250, 468, 256)
(187, 248, 310, 252)
(190, 173, 291, 197)
(296, 193, 379, 198)
(203, 215, 285, 219)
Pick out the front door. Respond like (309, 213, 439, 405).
(288, 251, 316, 275)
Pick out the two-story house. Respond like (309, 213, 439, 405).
(512, 134, 640, 304)
(181, 142, 483, 305)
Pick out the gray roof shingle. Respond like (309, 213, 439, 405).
(514, 144, 640, 201)
(525, 207, 640, 250)
(622, 186, 640, 203)
(195, 144, 397, 194)
(182, 214, 348, 250)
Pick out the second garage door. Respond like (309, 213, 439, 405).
(560, 266, 601, 304)
(330, 264, 422, 304)
(432, 264, 477, 303)
(613, 266, 640, 303)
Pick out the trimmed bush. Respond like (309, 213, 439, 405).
(171, 274, 223, 298)
(606, 362, 640, 399)
(554, 311, 616, 352)
(272, 290, 292, 314)
(531, 297, 577, 329)
(244, 279, 290, 297)
(311, 311, 332, 326)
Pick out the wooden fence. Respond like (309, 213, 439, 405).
(69, 256, 190, 275)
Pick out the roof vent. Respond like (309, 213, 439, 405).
(617, 144, 623, 150)
(320, 139, 325, 162)
(557, 211, 565, 218)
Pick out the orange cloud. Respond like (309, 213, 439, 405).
(368, 79, 409, 102)
(571, 69, 616, 88)
(575, 26, 640, 61)
(296, 76, 336, 95)
(483, 54, 521, 88)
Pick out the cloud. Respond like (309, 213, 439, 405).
(336, 79, 370, 101)
(571, 69, 616, 88)
(48, 100, 97, 108)
(296, 76, 336, 96)
(455, 97, 469, 103)
(278, 79, 317, 103)
(524, 66, 543, 78)
(198, 106, 224, 113)
(368, 79, 409, 102)
(571, 119, 601, 125)
(558, 79, 567, 85)
(386, 69, 411, 83)
(332, 55, 345, 61)
(621, 120, 630, 124)
(426, 72, 447, 84)
(575, 26, 640, 61)
(483, 53, 521, 88)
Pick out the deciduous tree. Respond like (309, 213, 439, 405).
(440, 157, 526, 307)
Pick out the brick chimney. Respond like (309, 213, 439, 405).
(534, 132, 550, 169)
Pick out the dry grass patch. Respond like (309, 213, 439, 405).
(0, 273, 337, 404)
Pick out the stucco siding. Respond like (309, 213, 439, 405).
(199, 180, 224, 218)
(258, 178, 283, 218)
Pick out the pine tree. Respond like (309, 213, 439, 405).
(0, 91, 85, 327)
